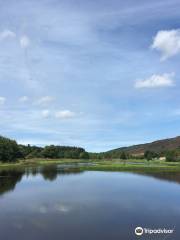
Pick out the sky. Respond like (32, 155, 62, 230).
(0, 0, 180, 152)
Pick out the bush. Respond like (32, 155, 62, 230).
(144, 150, 158, 161)
(120, 151, 127, 160)
(80, 152, 89, 159)
(0, 136, 19, 162)
(165, 150, 179, 162)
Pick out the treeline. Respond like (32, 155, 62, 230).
(0, 136, 89, 162)
(142, 150, 180, 161)
(19, 145, 89, 159)
(0, 136, 21, 162)
(1, 135, 180, 163)
(89, 151, 130, 160)
(90, 149, 180, 162)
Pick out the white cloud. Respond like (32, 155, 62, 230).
(135, 73, 175, 89)
(55, 110, 75, 119)
(39, 206, 48, 214)
(20, 35, 30, 48)
(55, 204, 71, 213)
(0, 30, 16, 40)
(41, 109, 50, 118)
(0, 97, 6, 105)
(19, 96, 29, 103)
(36, 96, 54, 105)
(152, 29, 180, 60)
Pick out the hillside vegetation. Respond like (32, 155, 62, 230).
(107, 136, 180, 155)
(90, 136, 180, 161)
(1, 135, 180, 163)
(0, 136, 89, 162)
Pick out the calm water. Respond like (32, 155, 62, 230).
(0, 166, 180, 240)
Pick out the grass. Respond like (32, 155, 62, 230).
(0, 158, 180, 173)
(0, 158, 88, 170)
(80, 162, 180, 173)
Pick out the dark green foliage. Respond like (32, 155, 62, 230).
(0, 135, 86, 162)
(144, 151, 158, 161)
(89, 150, 130, 160)
(42, 145, 85, 159)
(80, 151, 89, 159)
(42, 145, 59, 158)
(18, 145, 43, 159)
(120, 151, 127, 160)
(1, 135, 180, 163)
(19, 143, 85, 160)
(0, 136, 20, 162)
(165, 150, 179, 162)
(89, 153, 102, 159)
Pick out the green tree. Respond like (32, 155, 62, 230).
(80, 152, 89, 159)
(0, 136, 20, 162)
(144, 150, 157, 161)
(120, 151, 127, 160)
(165, 150, 178, 162)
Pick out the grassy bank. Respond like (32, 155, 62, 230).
(0, 158, 180, 173)
(80, 162, 180, 173)
(0, 158, 88, 170)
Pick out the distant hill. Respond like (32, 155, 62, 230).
(106, 136, 180, 156)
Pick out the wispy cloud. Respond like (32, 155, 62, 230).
(152, 29, 180, 60)
(55, 110, 75, 119)
(41, 109, 50, 118)
(19, 96, 29, 103)
(0, 97, 6, 105)
(20, 35, 30, 49)
(36, 96, 54, 106)
(135, 73, 175, 89)
(0, 30, 16, 40)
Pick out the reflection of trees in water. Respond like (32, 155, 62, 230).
(41, 166, 58, 181)
(24, 165, 83, 181)
(0, 166, 83, 195)
(0, 170, 24, 196)
(1, 166, 180, 197)
(152, 172, 180, 184)
(41, 166, 83, 181)
(137, 172, 180, 184)
(23, 165, 83, 181)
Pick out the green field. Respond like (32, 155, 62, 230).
(0, 158, 180, 173)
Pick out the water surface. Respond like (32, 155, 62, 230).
(0, 166, 180, 240)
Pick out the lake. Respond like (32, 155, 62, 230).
(0, 165, 180, 240)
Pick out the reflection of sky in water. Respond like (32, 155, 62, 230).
(38, 203, 72, 214)
(0, 171, 180, 240)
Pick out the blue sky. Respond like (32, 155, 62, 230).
(0, 0, 180, 152)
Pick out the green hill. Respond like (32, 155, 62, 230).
(106, 136, 180, 157)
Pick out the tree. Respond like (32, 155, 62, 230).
(144, 150, 157, 161)
(0, 136, 20, 162)
(80, 152, 89, 159)
(165, 150, 178, 162)
(18, 144, 43, 159)
(42, 145, 58, 158)
(0, 135, 87, 161)
(120, 151, 127, 160)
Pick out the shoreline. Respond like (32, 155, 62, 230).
(0, 159, 180, 173)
